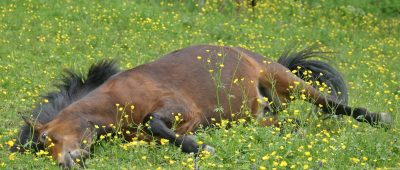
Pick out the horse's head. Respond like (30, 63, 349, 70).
(22, 115, 96, 168)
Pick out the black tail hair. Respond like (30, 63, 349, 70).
(277, 46, 348, 105)
(11, 60, 119, 153)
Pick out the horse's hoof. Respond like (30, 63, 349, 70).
(379, 112, 392, 127)
(202, 144, 216, 155)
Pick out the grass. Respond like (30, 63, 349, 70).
(0, 0, 399, 169)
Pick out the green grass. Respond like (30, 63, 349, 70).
(1, 0, 399, 169)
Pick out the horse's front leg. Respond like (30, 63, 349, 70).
(143, 110, 215, 154)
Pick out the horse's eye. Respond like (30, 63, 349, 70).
(40, 132, 47, 142)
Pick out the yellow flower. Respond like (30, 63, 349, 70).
(6, 140, 14, 148)
(279, 161, 288, 167)
(305, 151, 311, 156)
(261, 155, 269, 161)
(301, 94, 306, 100)
(351, 157, 360, 164)
(9, 153, 16, 161)
(36, 150, 49, 156)
(48, 142, 55, 148)
(160, 138, 169, 145)
(322, 138, 329, 143)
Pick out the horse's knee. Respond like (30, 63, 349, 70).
(144, 113, 174, 139)
(143, 113, 211, 154)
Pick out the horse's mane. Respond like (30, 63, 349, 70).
(11, 60, 119, 152)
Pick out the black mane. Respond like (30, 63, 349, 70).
(11, 60, 119, 152)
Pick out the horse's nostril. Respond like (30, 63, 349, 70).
(69, 149, 89, 159)
(68, 149, 89, 168)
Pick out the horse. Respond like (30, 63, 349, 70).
(14, 45, 391, 168)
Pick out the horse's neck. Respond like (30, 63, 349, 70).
(58, 94, 116, 126)
(62, 75, 171, 127)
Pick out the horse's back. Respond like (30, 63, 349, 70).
(101, 45, 267, 124)
(146, 45, 265, 121)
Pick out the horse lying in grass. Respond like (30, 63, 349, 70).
(12, 45, 391, 168)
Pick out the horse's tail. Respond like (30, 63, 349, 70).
(277, 47, 348, 104)
(11, 60, 119, 153)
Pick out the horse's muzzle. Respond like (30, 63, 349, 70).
(59, 149, 89, 169)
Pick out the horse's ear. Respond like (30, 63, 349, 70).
(20, 113, 44, 131)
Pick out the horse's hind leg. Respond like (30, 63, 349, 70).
(260, 63, 392, 126)
(144, 112, 214, 154)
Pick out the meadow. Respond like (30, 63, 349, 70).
(0, 0, 399, 169)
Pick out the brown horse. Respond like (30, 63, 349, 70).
(18, 45, 391, 168)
